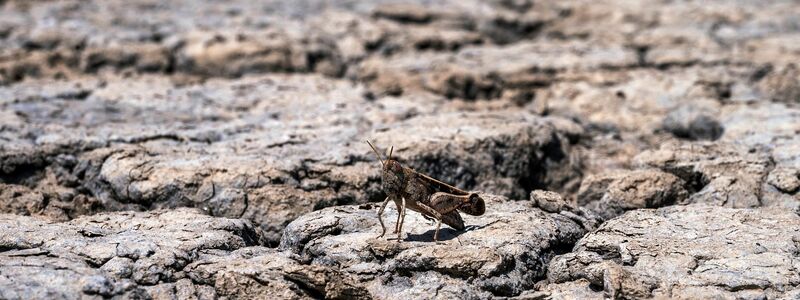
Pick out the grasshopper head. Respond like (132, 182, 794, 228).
(366, 140, 405, 195)
(382, 159, 405, 194)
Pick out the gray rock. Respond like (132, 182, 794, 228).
(579, 169, 689, 219)
(719, 103, 800, 211)
(545, 205, 800, 299)
(357, 40, 638, 99)
(0, 209, 251, 299)
(529, 190, 602, 232)
(0, 0, 564, 84)
(514, 279, 603, 300)
(530, 190, 573, 213)
(720, 102, 800, 166)
(0, 208, 372, 300)
(540, 65, 750, 179)
(183, 247, 368, 299)
(3, 0, 800, 299)
(279, 194, 586, 298)
(0, 74, 581, 244)
(662, 106, 724, 141)
(758, 64, 800, 104)
(767, 167, 800, 194)
(634, 141, 770, 208)
(575, 170, 628, 206)
(0, 183, 46, 216)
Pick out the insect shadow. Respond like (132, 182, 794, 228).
(403, 224, 481, 242)
(405, 228, 461, 242)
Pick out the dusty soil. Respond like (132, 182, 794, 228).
(0, 0, 798, 299)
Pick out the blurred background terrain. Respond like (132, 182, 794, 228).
(0, 0, 798, 299)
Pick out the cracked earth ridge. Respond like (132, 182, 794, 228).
(542, 205, 800, 299)
(0, 73, 582, 244)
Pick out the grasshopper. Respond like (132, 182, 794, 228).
(367, 141, 485, 241)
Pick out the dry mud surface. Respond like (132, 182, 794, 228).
(0, 0, 798, 299)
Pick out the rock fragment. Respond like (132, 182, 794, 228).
(758, 64, 800, 104)
(767, 167, 800, 194)
(529, 190, 602, 231)
(0, 184, 46, 216)
(662, 105, 724, 141)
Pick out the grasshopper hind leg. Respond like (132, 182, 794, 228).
(414, 203, 445, 241)
(434, 218, 442, 241)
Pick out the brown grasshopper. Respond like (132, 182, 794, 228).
(367, 141, 485, 241)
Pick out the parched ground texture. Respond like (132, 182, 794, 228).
(0, 0, 798, 299)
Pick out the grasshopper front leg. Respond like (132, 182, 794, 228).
(397, 197, 407, 241)
(376, 196, 391, 238)
(394, 201, 402, 234)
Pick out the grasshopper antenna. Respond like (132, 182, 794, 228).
(388, 146, 394, 161)
(366, 140, 385, 166)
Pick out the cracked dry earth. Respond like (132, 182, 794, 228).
(0, 0, 799, 299)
